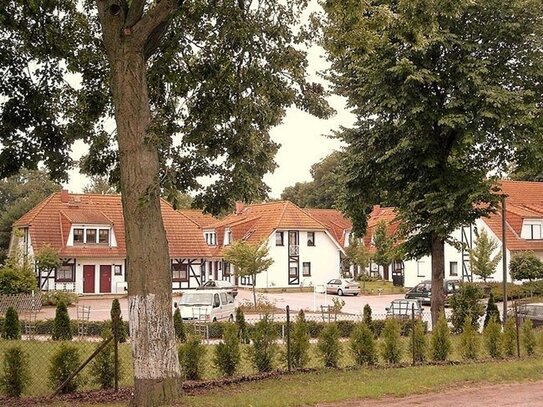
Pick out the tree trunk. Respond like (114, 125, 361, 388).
(252, 276, 257, 308)
(111, 48, 181, 406)
(430, 235, 446, 328)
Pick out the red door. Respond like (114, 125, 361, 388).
(100, 265, 112, 293)
(83, 265, 95, 293)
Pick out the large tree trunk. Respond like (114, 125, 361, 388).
(430, 235, 446, 328)
(111, 47, 181, 406)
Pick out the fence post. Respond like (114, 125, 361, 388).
(411, 303, 415, 365)
(514, 301, 520, 358)
(286, 305, 291, 372)
(111, 299, 121, 392)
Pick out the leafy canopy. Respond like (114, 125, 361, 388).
(223, 240, 274, 280)
(509, 251, 543, 282)
(468, 229, 502, 282)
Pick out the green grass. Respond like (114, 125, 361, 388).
(361, 280, 405, 295)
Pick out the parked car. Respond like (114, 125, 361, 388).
(386, 298, 423, 320)
(174, 290, 235, 322)
(326, 278, 360, 296)
(516, 303, 543, 328)
(405, 279, 460, 305)
(197, 279, 238, 298)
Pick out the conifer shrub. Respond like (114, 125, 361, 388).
(250, 314, 278, 372)
(459, 316, 480, 360)
(173, 308, 186, 342)
(521, 319, 537, 356)
(178, 336, 206, 380)
(363, 304, 373, 330)
(110, 299, 127, 343)
(52, 302, 72, 341)
(349, 322, 377, 366)
(90, 335, 119, 389)
(2, 307, 20, 340)
(502, 318, 517, 358)
(410, 320, 427, 363)
(290, 310, 310, 369)
(317, 323, 341, 368)
(213, 323, 241, 376)
(449, 283, 484, 333)
(483, 293, 500, 328)
(48, 344, 82, 393)
(431, 315, 452, 362)
(483, 316, 502, 359)
(0, 346, 30, 397)
(381, 318, 402, 364)
(235, 307, 250, 344)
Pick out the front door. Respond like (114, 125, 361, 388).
(100, 265, 112, 293)
(83, 265, 95, 293)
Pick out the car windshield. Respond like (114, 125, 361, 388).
(180, 292, 213, 306)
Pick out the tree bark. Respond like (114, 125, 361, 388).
(430, 235, 446, 328)
(252, 276, 257, 308)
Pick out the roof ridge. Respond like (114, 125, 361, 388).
(176, 210, 203, 229)
(275, 201, 290, 230)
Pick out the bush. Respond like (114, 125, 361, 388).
(290, 310, 310, 369)
(52, 302, 72, 341)
(459, 316, 480, 360)
(317, 323, 341, 368)
(483, 293, 500, 328)
(48, 344, 82, 393)
(0, 346, 30, 397)
(250, 314, 278, 373)
(350, 322, 377, 366)
(213, 323, 241, 376)
(110, 299, 126, 343)
(483, 316, 502, 359)
(431, 315, 451, 362)
(0, 257, 36, 294)
(509, 251, 543, 281)
(2, 307, 20, 340)
(449, 283, 484, 333)
(173, 308, 186, 342)
(410, 320, 427, 363)
(178, 336, 206, 380)
(235, 307, 250, 344)
(503, 318, 517, 358)
(41, 291, 79, 306)
(381, 318, 402, 364)
(363, 304, 373, 330)
(521, 319, 537, 356)
(90, 337, 120, 389)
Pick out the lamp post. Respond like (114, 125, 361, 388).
(501, 194, 507, 324)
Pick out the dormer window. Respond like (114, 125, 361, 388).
(72, 226, 111, 245)
(204, 231, 216, 246)
(73, 229, 84, 244)
(521, 220, 543, 240)
(86, 229, 97, 243)
(225, 228, 232, 245)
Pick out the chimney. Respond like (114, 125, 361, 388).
(60, 189, 69, 203)
(235, 201, 245, 215)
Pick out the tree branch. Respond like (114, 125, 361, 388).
(96, 0, 127, 58)
(125, 0, 147, 28)
(133, 0, 183, 52)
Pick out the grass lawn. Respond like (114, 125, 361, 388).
(361, 280, 405, 295)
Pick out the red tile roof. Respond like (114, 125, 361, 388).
(304, 208, 352, 247)
(178, 210, 217, 228)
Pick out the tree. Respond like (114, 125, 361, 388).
(3, 307, 21, 340)
(344, 237, 371, 280)
(35, 244, 61, 282)
(83, 176, 119, 195)
(509, 251, 543, 282)
(469, 230, 502, 283)
(52, 302, 72, 341)
(2, 2, 330, 404)
(372, 220, 396, 280)
(0, 253, 36, 295)
(322, 0, 543, 326)
(223, 240, 274, 308)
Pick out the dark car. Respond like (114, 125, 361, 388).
(197, 280, 238, 298)
(405, 279, 459, 305)
(516, 303, 543, 328)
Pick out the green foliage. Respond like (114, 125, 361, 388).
(0, 256, 36, 295)
(363, 304, 373, 330)
(469, 230, 502, 282)
(431, 315, 452, 362)
(290, 310, 310, 369)
(410, 320, 428, 363)
(345, 238, 371, 274)
(35, 244, 61, 274)
(250, 314, 278, 373)
(350, 322, 377, 366)
(48, 344, 81, 394)
(52, 302, 72, 341)
(90, 338, 120, 389)
(459, 317, 480, 360)
(372, 221, 397, 269)
(173, 308, 186, 342)
(331, 297, 345, 314)
(0, 346, 30, 397)
(83, 176, 118, 194)
(178, 336, 206, 380)
(521, 319, 537, 356)
(213, 323, 241, 376)
(509, 252, 543, 281)
(503, 318, 517, 358)
(381, 319, 402, 364)
(317, 323, 342, 368)
(483, 293, 500, 328)
(449, 283, 485, 333)
(483, 317, 503, 359)
(41, 291, 79, 306)
(235, 307, 250, 344)
(2, 307, 20, 340)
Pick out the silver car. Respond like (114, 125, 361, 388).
(326, 278, 360, 296)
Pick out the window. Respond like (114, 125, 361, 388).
(172, 263, 188, 282)
(523, 223, 542, 240)
(98, 229, 110, 244)
(307, 232, 315, 246)
(289, 266, 298, 277)
(225, 229, 232, 245)
(86, 228, 97, 243)
(450, 261, 458, 277)
(204, 231, 216, 246)
(223, 262, 230, 277)
(114, 265, 122, 276)
(73, 229, 84, 244)
(56, 262, 75, 282)
(417, 261, 425, 277)
(302, 262, 311, 277)
(213, 294, 220, 308)
(276, 231, 284, 246)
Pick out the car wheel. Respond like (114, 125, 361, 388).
(337, 289, 343, 296)
(213, 317, 217, 322)
(353, 293, 359, 296)
(228, 314, 234, 322)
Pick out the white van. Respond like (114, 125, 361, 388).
(174, 289, 235, 322)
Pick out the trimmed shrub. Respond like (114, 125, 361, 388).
(459, 316, 480, 360)
(52, 302, 72, 341)
(381, 318, 402, 364)
(483, 293, 500, 328)
(41, 291, 79, 306)
(317, 323, 341, 368)
(250, 314, 278, 373)
(90, 336, 120, 389)
(431, 315, 451, 362)
(290, 310, 310, 369)
(483, 316, 502, 359)
(503, 318, 517, 357)
(363, 304, 373, 330)
(173, 308, 186, 342)
(235, 307, 250, 344)
(213, 323, 241, 376)
(3, 307, 20, 340)
(350, 322, 377, 366)
(0, 346, 30, 397)
(410, 320, 427, 363)
(449, 283, 484, 333)
(178, 336, 206, 380)
(48, 344, 82, 393)
(521, 319, 537, 356)
(110, 299, 127, 343)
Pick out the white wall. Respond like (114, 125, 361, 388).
(74, 258, 126, 294)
